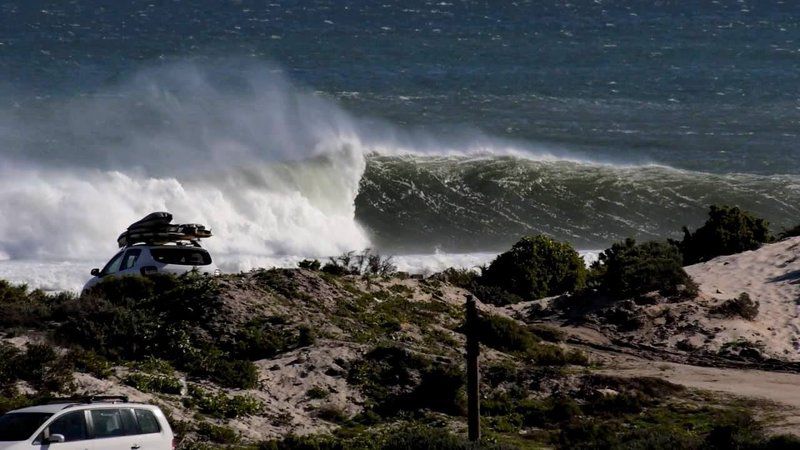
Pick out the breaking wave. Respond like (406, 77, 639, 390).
(3, 60, 800, 293)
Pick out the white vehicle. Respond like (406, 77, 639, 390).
(83, 212, 220, 292)
(0, 396, 175, 450)
(82, 244, 220, 292)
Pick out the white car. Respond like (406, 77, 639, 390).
(83, 244, 220, 292)
(0, 397, 175, 449)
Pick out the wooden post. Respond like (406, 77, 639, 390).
(465, 294, 480, 442)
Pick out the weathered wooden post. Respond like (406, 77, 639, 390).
(465, 294, 480, 442)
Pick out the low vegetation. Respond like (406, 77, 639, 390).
(676, 205, 772, 265)
(711, 292, 759, 320)
(589, 238, 698, 300)
(479, 236, 587, 303)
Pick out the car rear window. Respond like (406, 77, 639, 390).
(0, 412, 52, 441)
(150, 248, 212, 266)
(134, 409, 161, 434)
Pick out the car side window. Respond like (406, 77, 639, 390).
(43, 411, 87, 442)
(120, 249, 142, 271)
(90, 409, 126, 438)
(101, 252, 124, 275)
(134, 409, 161, 434)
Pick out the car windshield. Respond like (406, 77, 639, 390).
(0, 412, 52, 441)
(150, 248, 212, 266)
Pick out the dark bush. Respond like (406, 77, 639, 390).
(471, 313, 587, 366)
(480, 236, 587, 303)
(704, 411, 764, 450)
(298, 259, 322, 271)
(474, 313, 539, 354)
(590, 239, 697, 300)
(711, 292, 759, 320)
(347, 345, 465, 416)
(0, 280, 74, 328)
(677, 205, 772, 265)
(381, 426, 515, 450)
(17, 343, 75, 394)
(196, 422, 239, 444)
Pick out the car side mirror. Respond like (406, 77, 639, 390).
(90, 268, 100, 276)
(45, 433, 66, 443)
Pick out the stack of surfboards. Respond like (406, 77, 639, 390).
(117, 212, 212, 248)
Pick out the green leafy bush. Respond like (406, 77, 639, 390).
(471, 313, 587, 366)
(298, 259, 322, 271)
(480, 236, 586, 303)
(677, 205, 772, 264)
(590, 239, 697, 300)
(474, 313, 539, 354)
(711, 292, 759, 320)
(347, 345, 465, 416)
(0, 280, 74, 328)
(125, 372, 183, 395)
(195, 422, 240, 444)
(186, 385, 262, 419)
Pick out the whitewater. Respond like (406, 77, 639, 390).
(2, 62, 800, 292)
(0, 62, 589, 290)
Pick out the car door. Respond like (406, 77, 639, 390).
(116, 248, 143, 277)
(33, 410, 94, 450)
(99, 251, 125, 279)
(87, 408, 137, 450)
(131, 408, 169, 449)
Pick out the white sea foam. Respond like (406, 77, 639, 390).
(0, 250, 601, 293)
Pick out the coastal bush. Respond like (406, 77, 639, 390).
(0, 342, 74, 394)
(298, 259, 322, 271)
(474, 313, 539, 354)
(710, 292, 759, 320)
(124, 372, 183, 395)
(195, 422, 240, 444)
(320, 249, 396, 278)
(468, 313, 587, 365)
(347, 345, 465, 416)
(68, 348, 113, 378)
(0, 280, 74, 328)
(676, 205, 772, 264)
(480, 236, 586, 303)
(186, 385, 262, 419)
(590, 239, 697, 300)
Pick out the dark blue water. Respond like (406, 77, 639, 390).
(4, 0, 800, 173)
(3, 1, 800, 253)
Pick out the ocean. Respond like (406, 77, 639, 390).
(1, 0, 799, 290)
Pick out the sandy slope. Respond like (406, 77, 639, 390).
(683, 237, 800, 360)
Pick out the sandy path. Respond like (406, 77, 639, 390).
(595, 353, 800, 434)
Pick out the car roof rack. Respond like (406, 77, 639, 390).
(42, 395, 130, 406)
(117, 212, 212, 248)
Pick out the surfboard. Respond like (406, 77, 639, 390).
(118, 213, 212, 248)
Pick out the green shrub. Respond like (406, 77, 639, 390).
(472, 313, 587, 366)
(0, 280, 74, 328)
(704, 411, 764, 450)
(68, 348, 113, 379)
(381, 426, 515, 450)
(187, 386, 262, 419)
(480, 236, 587, 303)
(711, 292, 759, 320)
(315, 404, 349, 423)
(474, 313, 539, 354)
(307, 386, 329, 400)
(677, 205, 772, 264)
(16, 343, 74, 394)
(590, 239, 697, 299)
(196, 422, 240, 444)
(125, 372, 183, 395)
(298, 259, 322, 271)
(347, 346, 465, 416)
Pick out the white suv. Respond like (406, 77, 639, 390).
(83, 244, 220, 292)
(0, 397, 175, 449)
